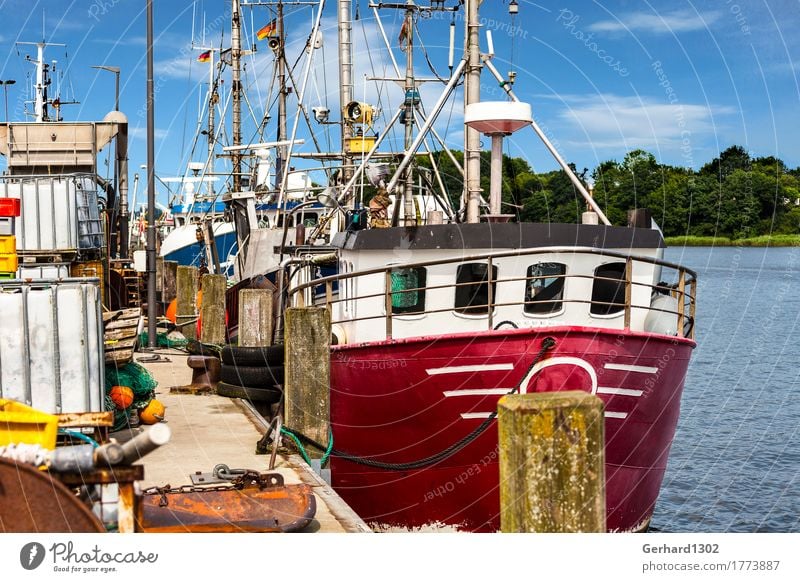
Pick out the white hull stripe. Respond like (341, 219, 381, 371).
(604, 411, 628, 419)
(444, 388, 511, 397)
(596, 386, 643, 397)
(460, 412, 494, 419)
(426, 363, 514, 376)
(604, 363, 658, 374)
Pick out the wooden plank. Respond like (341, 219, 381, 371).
(57, 411, 114, 428)
(498, 391, 605, 533)
(177, 266, 199, 340)
(105, 328, 140, 341)
(163, 261, 178, 304)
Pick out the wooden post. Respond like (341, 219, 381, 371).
(155, 257, 164, 295)
(498, 391, 606, 532)
(200, 274, 226, 345)
(163, 261, 178, 304)
(284, 307, 330, 448)
(239, 288, 273, 347)
(176, 266, 199, 340)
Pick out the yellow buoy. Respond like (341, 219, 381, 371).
(140, 399, 166, 424)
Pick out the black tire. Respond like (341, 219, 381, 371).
(216, 382, 282, 404)
(221, 344, 284, 367)
(186, 339, 221, 357)
(220, 363, 285, 387)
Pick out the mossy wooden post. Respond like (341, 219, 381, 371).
(239, 288, 273, 347)
(156, 257, 164, 296)
(200, 274, 226, 345)
(163, 261, 178, 304)
(498, 391, 606, 532)
(176, 266, 199, 340)
(284, 307, 330, 449)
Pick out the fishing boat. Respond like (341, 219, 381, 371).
(279, 0, 698, 532)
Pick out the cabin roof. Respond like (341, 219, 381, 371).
(332, 222, 665, 251)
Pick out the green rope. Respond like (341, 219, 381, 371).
(321, 430, 333, 467)
(280, 427, 312, 465)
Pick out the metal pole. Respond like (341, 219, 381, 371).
(401, 5, 415, 226)
(231, 0, 243, 191)
(338, 0, 354, 184)
(464, 0, 482, 223)
(114, 70, 119, 111)
(146, 0, 157, 348)
(275, 1, 287, 188)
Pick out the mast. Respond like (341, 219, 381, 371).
(275, 1, 288, 189)
(338, 0, 354, 184)
(464, 0, 481, 223)
(207, 49, 216, 194)
(231, 0, 243, 191)
(401, 4, 415, 225)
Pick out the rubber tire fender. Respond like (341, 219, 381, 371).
(216, 381, 282, 404)
(221, 344, 284, 367)
(220, 363, 285, 387)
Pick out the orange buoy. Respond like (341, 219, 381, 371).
(140, 399, 166, 424)
(109, 385, 134, 410)
(166, 299, 177, 323)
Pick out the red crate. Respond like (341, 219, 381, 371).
(0, 199, 20, 218)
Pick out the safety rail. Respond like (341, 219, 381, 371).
(288, 246, 697, 340)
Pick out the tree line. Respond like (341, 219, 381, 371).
(420, 145, 800, 238)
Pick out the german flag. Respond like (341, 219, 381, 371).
(197, 50, 211, 63)
(256, 19, 277, 40)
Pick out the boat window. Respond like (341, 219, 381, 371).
(276, 214, 293, 228)
(298, 212, 318, 227)
(390, 267, 426, 314)
(454, 263, 497, 315)
(591, 262, 627, 315)
(524, 263, 566, 314)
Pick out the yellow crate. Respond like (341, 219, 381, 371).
(0, 236, 15, 255)
(0, 254, 17, 273)
(0, 399, 59, 450)
(347, 136, 376, 154)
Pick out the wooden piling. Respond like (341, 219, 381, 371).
(163, 261, 178, 304)
(176, 266, 199, 340)
(498, 391, 605, 533)
(239, 288, 273, 347)
(200, 274, 226, 345)
(156, 257, 164, 295)
(284, 307, 330, 448)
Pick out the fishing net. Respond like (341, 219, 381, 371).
(138, 331, 189, 348)
(104, 362, 158, 431)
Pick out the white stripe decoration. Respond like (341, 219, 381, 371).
(460, 412, 494, 419)
(443, 388, 511, 397)
(604, 363, 658, 374)
(604, 411, 628, 419)
(426, 363, 514, 376)
(596, 386, 643, 397)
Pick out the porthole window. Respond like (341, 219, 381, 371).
(391, 267, 426, 314)
(454, 263, 497, 315)
(524, 263, 566, 314)
(591, 262, 627, 315)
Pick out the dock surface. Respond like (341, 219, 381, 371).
(133, 350, 369, 533)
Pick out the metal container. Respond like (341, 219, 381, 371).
(17, 263, 71, 280)
(0, 175, 103, 253)
(0, 279, 104, 414)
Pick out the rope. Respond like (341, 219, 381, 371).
(281, 337, 556, 471)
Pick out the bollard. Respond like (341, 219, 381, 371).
(498, 390, 606, 532)
(284, 307, 330, 449)
(200, 274, 226, 344)
(239, 288, 274, 347)
(163, 261, 178, 304)
(176, 266, 199, 340)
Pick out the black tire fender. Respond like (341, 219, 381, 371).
(221, 344, 284, 366)
(216, 382, 282, 404)
(220, 363, 285, 387)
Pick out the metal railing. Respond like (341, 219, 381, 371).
(288, 246, 697, 340)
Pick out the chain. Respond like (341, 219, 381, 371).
(143, 470, 285, 507)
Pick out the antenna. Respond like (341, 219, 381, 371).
(486, 30, 494, 56)
(448, 18, 455, 71)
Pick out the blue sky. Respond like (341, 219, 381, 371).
(1, 0, 799, 204)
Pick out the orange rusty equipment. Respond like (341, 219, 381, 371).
(139, 471, 316, 532)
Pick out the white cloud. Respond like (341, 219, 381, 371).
(589, 10, 721, 35)
(557, 93, 735, 151)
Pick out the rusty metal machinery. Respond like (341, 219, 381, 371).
(0, 457, 105, 532)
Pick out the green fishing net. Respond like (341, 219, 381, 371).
(104, 362, 158, 431)
(138, 331, 189, 348)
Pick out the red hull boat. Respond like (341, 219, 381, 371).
(329, 326, 693, 532)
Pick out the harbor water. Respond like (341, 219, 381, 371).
(653, 246, 800, 532)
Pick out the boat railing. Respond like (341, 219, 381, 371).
(287, 246, 697, 340)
